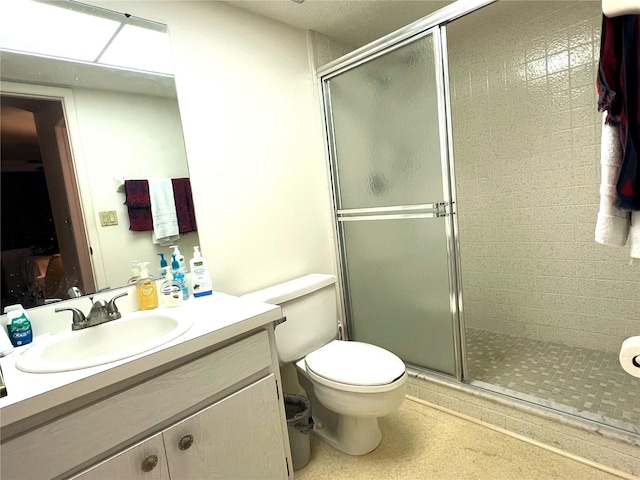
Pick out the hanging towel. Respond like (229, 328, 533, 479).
(596, 113, 631, 246)
(597, 14, 640, 210)
(172, 178, 198, 234)
(148, 178, 179, 245)
(124, 180, 153, 231)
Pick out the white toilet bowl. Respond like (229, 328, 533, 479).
(295, 339, 407, 455)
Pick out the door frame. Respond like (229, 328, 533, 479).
(1, 81, 102, 295)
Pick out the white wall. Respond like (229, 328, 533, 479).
(87, 1, 336, 295)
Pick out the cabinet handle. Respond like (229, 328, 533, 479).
(141, 454, 158, 472)
(178, 434, 194, 450)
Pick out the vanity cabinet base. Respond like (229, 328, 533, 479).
(1, 329, 291, 480)
(74, 375, 287, 480)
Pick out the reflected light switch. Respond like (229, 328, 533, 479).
(99, 210, 118, 227)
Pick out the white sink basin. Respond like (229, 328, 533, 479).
(16, 311, 193, 373)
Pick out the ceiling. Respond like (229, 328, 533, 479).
(225, 0, 452, 48)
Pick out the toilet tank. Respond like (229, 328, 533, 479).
(242, 274, 338, 363)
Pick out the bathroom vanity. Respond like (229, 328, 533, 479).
(0, 293, 293, 479)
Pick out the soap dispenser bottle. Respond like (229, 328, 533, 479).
(160, 268, 183, 308)
(127, 261, 141, 285)
(157, 253, 168, 278)
(170, 245, 186, 273)
(189, 246, 213, 298)
(136, 262, 158, 310)
(171, 254, 189, 300)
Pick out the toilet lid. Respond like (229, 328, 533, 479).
(304, 340, 405, 386)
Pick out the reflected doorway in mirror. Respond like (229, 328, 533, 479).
(1, 94, 94, 310)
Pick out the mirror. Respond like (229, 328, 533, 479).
(0, 0, 200, 310)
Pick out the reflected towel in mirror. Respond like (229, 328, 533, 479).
(124, 180, 153, 231)
(172, 178, 198, 234)
(148, 178, 179, 245)
(124, 179, 197, 238)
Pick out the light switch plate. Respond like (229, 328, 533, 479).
(99, 210, 118, 227)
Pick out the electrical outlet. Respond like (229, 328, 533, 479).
(99, 210, 118, 227)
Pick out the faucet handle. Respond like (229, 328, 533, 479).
(55, 307, 87, 330)
(107, 292, 128, 318)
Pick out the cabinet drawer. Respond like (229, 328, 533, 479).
(1, 330, 273, 480)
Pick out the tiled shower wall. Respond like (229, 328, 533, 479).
(449, 1, 640, 353)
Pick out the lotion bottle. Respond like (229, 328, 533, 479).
(189, 246, 212, 298)
(136, 262, 158, 310)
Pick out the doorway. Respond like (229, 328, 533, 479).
(1, 93, 95, 309)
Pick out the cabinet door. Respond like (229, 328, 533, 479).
(72, 433, 170, 480)
(163, 374, 288, 480)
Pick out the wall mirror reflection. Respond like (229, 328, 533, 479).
(0, 0, 199, 311)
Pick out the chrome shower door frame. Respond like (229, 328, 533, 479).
(318, 0, 496, 381)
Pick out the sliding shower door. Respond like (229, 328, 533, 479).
(322, 28, 460, 376)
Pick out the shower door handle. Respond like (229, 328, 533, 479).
(337, 202, 450, 221)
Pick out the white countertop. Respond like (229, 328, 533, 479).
(0, 292, 281, 431)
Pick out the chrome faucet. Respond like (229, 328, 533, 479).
(67, 286, 83, 298)
(55, 292, 129, 330)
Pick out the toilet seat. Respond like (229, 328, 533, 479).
(302, 340, 406, 393)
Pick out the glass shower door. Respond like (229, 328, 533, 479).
(323, 28, 459, 376)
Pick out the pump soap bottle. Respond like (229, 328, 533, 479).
(157, 253, 168, 278)
(189, 246, 213, 298)
(172, 254, 189, 300)
(170, 245, 186, 273)
(127, 261, 141, 285)
(136, 262, 159, 310)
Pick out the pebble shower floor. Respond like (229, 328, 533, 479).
(465, 328, 640, 433)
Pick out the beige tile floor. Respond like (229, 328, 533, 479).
(293, 398, 626, 480)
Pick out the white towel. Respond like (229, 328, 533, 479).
(148, 178, 179, 245)
(595, 113, 630, 247)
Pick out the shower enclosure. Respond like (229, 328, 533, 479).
(324, 27, 460, 377)
(320, 0, 639, 436)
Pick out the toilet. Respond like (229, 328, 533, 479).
(242, 273, 407, 456)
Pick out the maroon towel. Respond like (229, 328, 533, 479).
(597, 14, 640, 210)
(124, 180, 153, 231)
(172, 178, 198, 234)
